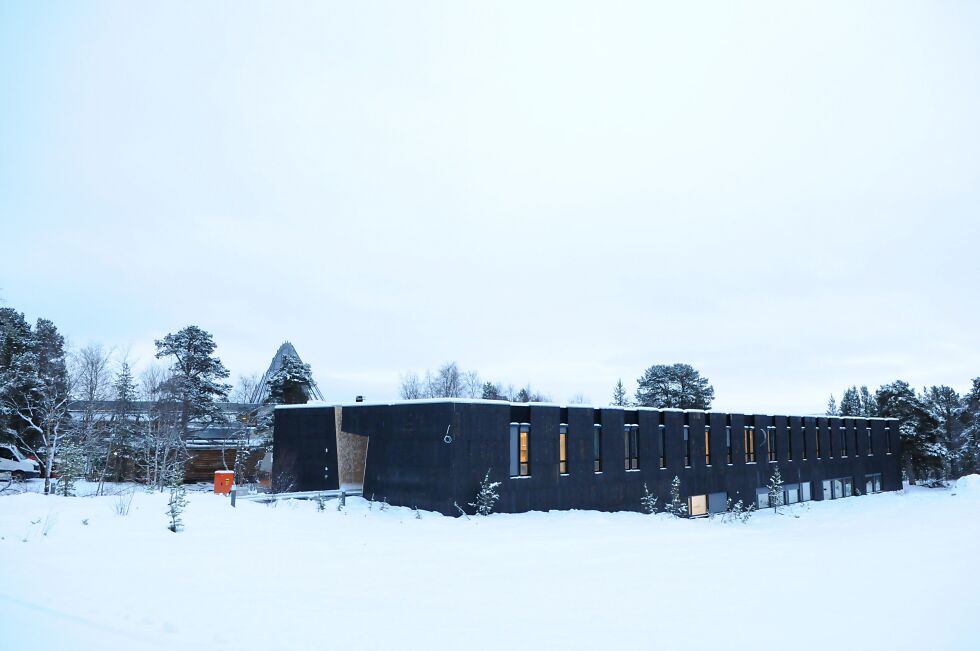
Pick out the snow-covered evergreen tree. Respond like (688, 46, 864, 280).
(767, 467, 784, 512)
(0, 315, 72, 495)
(166, 464, 188, 533)
(56, 436, 86, 497)
(640, 482, 658, 514)
(826, 395, 839, 416)
(480, 381, 508, 401)
(264, 354, 315, 405)
(960, 378, 980, 475)
(859, 386, 878, 417)
(839, 387, 861, 416)
(154, 325, 231, 436)
(468, 469, 501, 516)
(612, 379, 630, 407)
(876, 380, 944, 483)
(665, 475, 687, 517)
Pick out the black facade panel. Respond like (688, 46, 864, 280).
(273, 402, 904, 516)
(272, 406, 338, 492)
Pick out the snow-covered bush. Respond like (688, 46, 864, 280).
(113, 491, 134, 516)
(720, 498, 755, 524)
(468, 469, 501, 516)
(665, 476, 687, 517)
(640, 482, 658, 514)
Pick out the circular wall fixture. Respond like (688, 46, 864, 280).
(443, 434, 453, 444)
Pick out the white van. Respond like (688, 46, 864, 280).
(0, 444, 40, 480)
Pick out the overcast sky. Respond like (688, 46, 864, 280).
(2, 1, 979, 414)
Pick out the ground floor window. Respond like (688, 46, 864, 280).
(708, 491, 728, 514)
(866, 473, 881, 494)
(688, 494, 707, 517)
(822, 477, 853, 500)
(781, 482, 812, 505)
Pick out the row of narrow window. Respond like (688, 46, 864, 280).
(689, 473, 884, 516)
(511, 422, 892, 477)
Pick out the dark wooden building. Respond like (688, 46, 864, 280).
(273, 400, 903, 516)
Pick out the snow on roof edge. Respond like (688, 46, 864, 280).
(274, 400, 895, 420)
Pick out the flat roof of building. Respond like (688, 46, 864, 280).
(274, 399, 895, 420)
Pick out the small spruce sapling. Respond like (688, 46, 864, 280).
(56, 438, 86, 497)
(166, 465, 188, 533)
(468, 469, 501, 516)
(665, 476, 688, 517)
(640, 482, 659, 514)
(767, 467, 784, 513)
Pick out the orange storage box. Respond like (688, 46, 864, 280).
(214, 470, 235, 494)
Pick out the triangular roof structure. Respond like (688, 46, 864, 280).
(257, 341, 324, 403)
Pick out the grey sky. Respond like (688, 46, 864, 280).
(2, 1, 978, 414)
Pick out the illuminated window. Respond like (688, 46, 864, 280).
(704, 425, 711, 466)
(593, 424, 602, 473)
(659, 424, 666, 469)
(725, 425, 733, 464)
(688, 494, 708, 517)
(787, 426, 793, 461)
(509, 423, 531, 477)
(744, 426, 756, 463)
(624, 424, 639, 470)
(683, 425, 691, 467)
(559, 423, 568, 474)
(866, 427, 873, 456)
(840, 426, 848, 457)
(767, 426, 776, 462)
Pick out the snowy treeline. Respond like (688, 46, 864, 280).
(828, 381, 980, 483)
(399, 361, 552, 403)
(1, 306, 318, 495)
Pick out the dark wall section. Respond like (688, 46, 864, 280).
(273, 401, 903, 516)
(272, 406, 339, 492)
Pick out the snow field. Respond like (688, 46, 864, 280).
(1, 478, 978, 650)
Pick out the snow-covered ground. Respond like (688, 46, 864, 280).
(1, 478, 978, 651)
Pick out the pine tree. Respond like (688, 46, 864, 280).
(859, 386, 878, 417)
(635, 364, 713, 409)
(154, 326, 231, 436)
(767, 466, 784, 513)
(481, 382, 507, 401)
(826, 395, 839, 416)
(0, 315, 72, 495)
(264, 354, 315, 405)
(839, 387, 861, 416)
(960, 378, 980, 475)
(468, 469, 501, 516)
(925, 385, 963, 477)
(612, 379, 630, 407)
(665, 475, 687, 517)
(640, 483, 658, 514)
(875, 380, 944, 483)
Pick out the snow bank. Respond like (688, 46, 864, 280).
(955, 473, 980, 494)
(0, 481, 978, 650)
